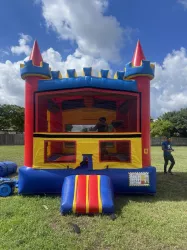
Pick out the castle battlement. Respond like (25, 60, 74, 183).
(20, 39, 155, 83)
(125, 60, 155, 80)
(20, 60, 51, 80)
(20, 61, 154, 81)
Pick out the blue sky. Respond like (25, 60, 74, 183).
(0, 0, 187, 117)
(0, 0, 186, 64)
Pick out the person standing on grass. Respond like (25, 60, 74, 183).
(162, 136, 175, 175)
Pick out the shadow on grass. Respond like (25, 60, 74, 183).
(11, 171, 187, 216)
(115, 172, 187, 215)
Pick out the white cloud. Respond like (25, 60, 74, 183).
(0, 34, 32, 106)
(42, 48, 110, 76)
(178, 0, 187, 9)
(38, 0, 127, 62)
(0, 59, 26, 106)
(11, 34, 32, 56)
(151, 48, 187, 118)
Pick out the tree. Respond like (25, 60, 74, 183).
(151, 119, 174, 137)
(0, 104, 24, 132)
(0, 106, 11, 131)
(161, 108, 187, 137)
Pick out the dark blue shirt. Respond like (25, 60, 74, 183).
(162, 141, 173, 156)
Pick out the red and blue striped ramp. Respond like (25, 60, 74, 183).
(61, 175, 114, 215)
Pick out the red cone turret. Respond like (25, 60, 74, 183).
(29, 40, 43, 66)
(132, 40, 146, 66)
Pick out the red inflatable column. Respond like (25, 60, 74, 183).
(24, 76, 40, 167)
(130, 40, 153, 167)
(23, 41, 45, 167)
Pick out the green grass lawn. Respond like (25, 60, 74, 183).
(0, 146, 187, 250)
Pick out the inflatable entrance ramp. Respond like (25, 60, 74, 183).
(61, 175, 114, 215)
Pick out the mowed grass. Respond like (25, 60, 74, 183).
(0, 146, 187, 250)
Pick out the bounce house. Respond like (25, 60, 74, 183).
(18, 40, 156, 214)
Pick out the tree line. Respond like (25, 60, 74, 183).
(0, 104, 187, 137)
(0, 104, 24, 132)
(151, 108, 187, 137)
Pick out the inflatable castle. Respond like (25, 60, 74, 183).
(18, 40, 156, 214)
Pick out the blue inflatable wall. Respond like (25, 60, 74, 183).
(18, 166, 156, 195)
